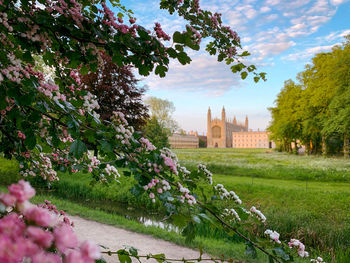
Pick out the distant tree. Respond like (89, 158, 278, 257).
(199, 138, 207, 148)
(144, 96, 178, 132)
(143, 116, 170, 149)
(81, 51, 149, 130)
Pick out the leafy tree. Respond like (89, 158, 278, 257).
(269, 35, 350, 156)
(144, 116, 170, 149)
(81, 51, 149, 130)
(145, 96, 178, 132)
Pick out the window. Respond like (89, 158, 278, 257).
(212, 126, 221, 138)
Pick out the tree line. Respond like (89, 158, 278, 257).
(268, 35, 350, 156)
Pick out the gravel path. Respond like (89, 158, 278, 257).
(70, 215, 209, 263)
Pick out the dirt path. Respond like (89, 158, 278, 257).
(70, 215, 209, 263)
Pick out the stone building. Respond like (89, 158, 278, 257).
(169, 133, 199, 149)
(207, 107, 248, 148)
(232, 129, 275, 149)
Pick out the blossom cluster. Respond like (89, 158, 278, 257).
(179, 166, 191, 177)
(264, 229, 281, 244)
(146, 161, 163, 174)
(38, 200, 74, 227)
(20, 153, 58, 181)
(222, 208, 241, 222)
(214, 184, 242, 204)
(185, 25, 202, 45)
(311, 257, 326, 263)
(197, 164, 212, 184)
(101, 2, 138, 36)
(0, 97, 15, 116)
(288, 239, 309, 258)
(104, 164, 120, 179)
(140, 137, 156, 151)
(178, 183, 196, 205)
(115, 123, 134, 146)
(249, 206, 266, 223)
(46, 0, 85, 29)
(111, 111, 128, 126)
(154, 23, 171, 41)
(83, 92, 100, 118)
(0, 180, 101, 263)
(1, 53, 29, 84)
(143, 178, 171, 203)
(88, 155, 101, 173)
(160, 148, 179, 175)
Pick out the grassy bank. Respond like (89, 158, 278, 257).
(174, 148, 350, 182)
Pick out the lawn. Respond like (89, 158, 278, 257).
(1, 149, 350, 262)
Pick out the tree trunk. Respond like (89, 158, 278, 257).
(305, 141, 310, 155)
(344, 134, 349, 158)
(322, 136, 327, 156)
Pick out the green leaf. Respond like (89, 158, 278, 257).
(123, 171, 131, 177)
(95, 258, 107, 263)
(155, 65, 167, 77)
(177, 52, 191, 65)
(80, 65, 89, 75)
(182, 222, 196, 243)
(240, 51, 251, 57)
(175, 44, 184, 52)
(245, 242, 257, 258)
(268, 255, 275, 263)
(166, 47, 177, 58)
(69, 139, 87, 159)
(254, 76, 260, 83)
(152, 254, 165, 263)
(128, 246, 138, 257)
(191, 215, 201, 224)
(100, 140, 112, 153)
(273, 247, 290, 261)
(173, 31, 185, 44)
(241, 71, 248, 79)
(24, 132, 36, 149)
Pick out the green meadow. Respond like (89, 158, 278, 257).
(1, 148, 350, 262)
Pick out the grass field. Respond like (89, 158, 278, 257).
(1, 149, 350, 262)
(174, 148, 350, 262)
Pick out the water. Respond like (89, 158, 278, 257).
(76, 198, 182, 233)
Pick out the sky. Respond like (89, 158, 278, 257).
(116, 0, 350, 134)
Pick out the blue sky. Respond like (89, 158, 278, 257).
(117, 0, 350, 134)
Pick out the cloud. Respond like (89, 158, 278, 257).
(260, 6, 271, 13)
(142, 54, 243, 96)
(330, 0, 349, 5)
(324, 29, 350, 41)
(252, 41, 296, 60)
(283, 42, 341, 61)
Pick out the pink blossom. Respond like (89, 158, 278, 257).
(25, 206, 56, 227)
(0, 213, 26, 240)
(27, 226, 53, 248)
(157, 188, 163, 194)
(80, 240, 101, 260)
(8, 180, 35, 202)
(64, 250, 86, 263)
(149, 192, 155, 199)
(0, 192, 16, 206)
(0, 235, 25, 262)
(54, 224, 78, 253)
(31, 251, 62, 263)
(18, 130, 26, 139)
(21, 237, 40, 257)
